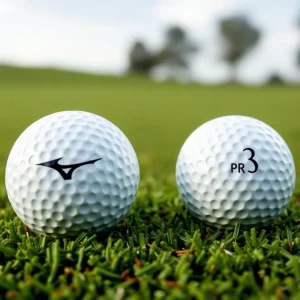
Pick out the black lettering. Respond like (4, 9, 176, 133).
(243, 148, 258, 173)
(231, 163, 237, 173)
(238, 163, 245, 173)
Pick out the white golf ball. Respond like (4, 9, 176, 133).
(5, 111, 140, 237)
(176, 115, 295, 228)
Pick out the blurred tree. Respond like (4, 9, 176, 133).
(156, 26, 198, 80)
(266, 73, 285, 85)
(297, 15, 300, 68)
(128, 40, 157, 74)
(128, 26, 198, 80)
(219, 16, 261, 82)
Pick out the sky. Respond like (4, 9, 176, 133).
(0, 0, 299, 84)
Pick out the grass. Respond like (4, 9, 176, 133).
(0, 66, 300, 299)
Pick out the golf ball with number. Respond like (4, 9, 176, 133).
(5, 111, 139, 237)
(176, 115, 295, 228)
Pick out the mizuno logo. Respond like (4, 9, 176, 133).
(37, 157, 102, 180)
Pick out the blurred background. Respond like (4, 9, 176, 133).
(0, 0, 300, 185)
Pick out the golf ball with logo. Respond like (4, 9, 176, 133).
(5, 111, 140, 237)
(176, 115, 295, 228)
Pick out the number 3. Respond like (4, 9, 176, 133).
(243, 148, 258, 173)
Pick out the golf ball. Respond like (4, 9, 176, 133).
(5, 111, 139, 237)
(176, 115, 295, 228)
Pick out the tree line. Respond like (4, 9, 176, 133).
(128, 15, 300, 84)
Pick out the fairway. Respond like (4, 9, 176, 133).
(0, 66, 300, 184)
(0, 66, 300, 299)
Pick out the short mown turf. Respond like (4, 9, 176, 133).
(0, 177, 300, 299)
(0, 66, 300, 299)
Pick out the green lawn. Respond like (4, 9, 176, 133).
(1, 66, 300, 181)
(0, 66, 300, 299)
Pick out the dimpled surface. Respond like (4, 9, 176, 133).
(5, 111, 139, 237)
(176, 115, 295, 229)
